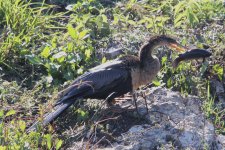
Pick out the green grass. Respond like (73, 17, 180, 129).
(0, 0, 224, 149)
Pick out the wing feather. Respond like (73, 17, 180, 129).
(56, 67, 129, 105)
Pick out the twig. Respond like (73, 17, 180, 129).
(94, 116, 120, 125)
(90, 136, 106, 149)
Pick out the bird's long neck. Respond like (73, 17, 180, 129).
(129, 40, 162, 90)
(139, 40, 161, 66)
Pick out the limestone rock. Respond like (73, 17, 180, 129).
(66, 87, 224, 150)
(106, 87, 223, 150)
(105, 47, 124, 59)
(210, 78, 225, 108)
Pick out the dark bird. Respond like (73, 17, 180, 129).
(172, 48, 212, 68)
(27, 35, 186, 132)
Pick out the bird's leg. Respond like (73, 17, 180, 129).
(141, 91, 149, 115)
(132, 92, 139, 114)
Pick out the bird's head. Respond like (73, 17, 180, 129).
(149, 35, 187, 52)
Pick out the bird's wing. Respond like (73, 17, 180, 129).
(56, 62, 129, 105)
(28, 66, 129, 131)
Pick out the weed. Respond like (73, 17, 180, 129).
(0, 0, 224, 148)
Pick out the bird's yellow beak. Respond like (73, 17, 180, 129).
(169, 43, 187, 52)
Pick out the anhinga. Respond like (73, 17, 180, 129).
(27, 35, 186, 132)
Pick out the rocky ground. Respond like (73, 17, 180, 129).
(63, 87, 225, 150)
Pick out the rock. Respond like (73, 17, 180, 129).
(95, 45, 124, 61)
(66, 87, 225, 150)
(105, 47, 124, 59)
(217, 135, 225, 148)
(65, 5, 74, 11)
(210, 79, 225, 95)
(210, 78, 225, 108)
(109, 87, 223, 150)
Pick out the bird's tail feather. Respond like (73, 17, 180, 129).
(27, 100, 74, 132)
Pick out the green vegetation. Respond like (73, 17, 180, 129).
(0, 0, 224, 149)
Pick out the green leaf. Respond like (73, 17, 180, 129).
(76, 108, 89, 122)
(174, 20, 183, 27)
(45, 134, 52, 149)
(63, 71, 73, 80)
(19, 120, 26, 132)
(161, 56, 167, 65)
(96, 16, 103, 28)
(146, 22, 153, 29)
(213, 64, 223, 80)
(101, 14, 108, 23)
(174, 13, 185, 25)
(192, 11, 199, 23)
(6, 110, 16, 117)
(56, 139, 63, 150)
(77, 68, 83, 75)
(128, 20, 136, 26)
(52, 51, 67, 63)
(152, 79, 161, 86)
(102, 57, 107, 63)
(67, 42, 74, 52)
(187, 8, 199, 26)
(0, 123, 3, 135)
(199, 61, 209, 76)
(138, 18, 146, 24)
(167, 77, 173, 88)
(85, 49, 91, 59)
(26, 55, 43, 65)
(51, 37, 58, 48)
(0, 110, 4, 118)
(67, 24, 77, 39)
(79, 30, 89, 40)
(20, 49, 29, 55)
(192, 0, 201, 11)
(41, 46, 51, 58)
(113, 14, 119, 24)
(174, 1, 185, 15)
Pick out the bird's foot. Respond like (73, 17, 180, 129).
(131, 91, 150, 117)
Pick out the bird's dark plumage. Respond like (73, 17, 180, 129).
(56, 55, 140, 105)
(27, 35, 186, 132)
(27, 56, 139, 132)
